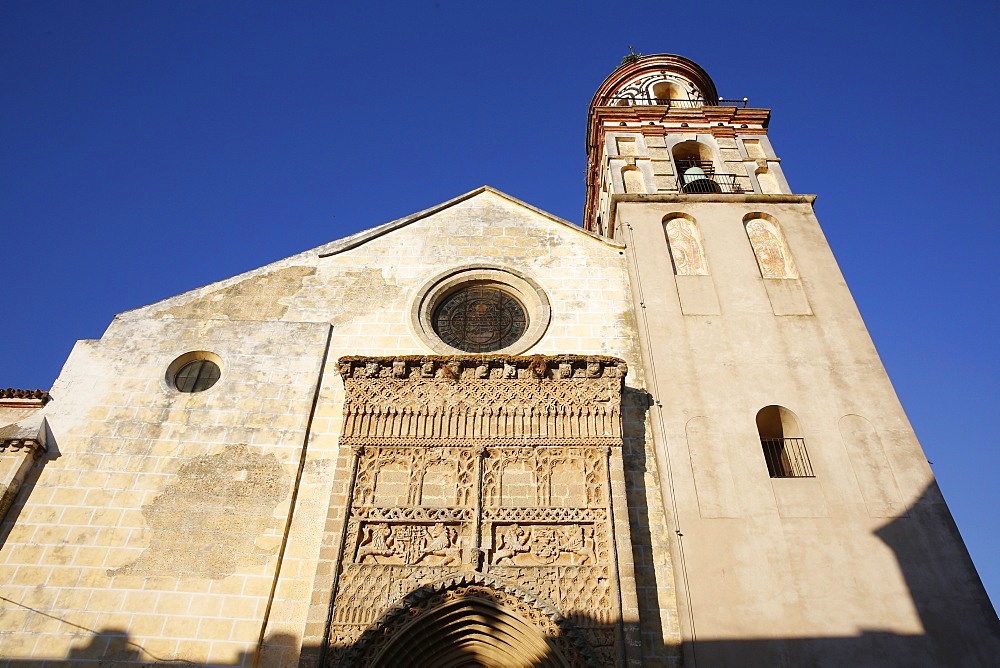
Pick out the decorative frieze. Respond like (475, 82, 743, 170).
(337, 355, 627, 442)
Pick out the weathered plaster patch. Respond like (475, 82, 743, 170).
(328, 268, 399, 326)
(108, 444, 291, 579)
(155, 266, 316, 320)
(302, 458, 333, 484)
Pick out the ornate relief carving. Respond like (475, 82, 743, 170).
(354, 522, 462, 566)
(487, 565, 615, 625)
(341, 380, 623, 441)
(491, 523, 598, 566)
(483, 446, 605, 508)
(325, 355, 629, 666)
(337, 355, 626, 382)
(352, 446, 474, 510)
(355, 506, 473, 522)
(337, 355, 626, 442)
(482, 507, 606, 523)
(342, 435, 622, 448)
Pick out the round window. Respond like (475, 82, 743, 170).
(166, 351, 223, 393)
(432, 284, 528, 353)
(410, 266, 551, 355)
(175, 360, 221, 392)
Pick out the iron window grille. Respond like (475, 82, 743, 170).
(675, 159, 745, 194)
(174, 359, 221, 393)
(761, 438, 814, 478)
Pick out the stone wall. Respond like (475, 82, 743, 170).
(0, 189, 682, 665)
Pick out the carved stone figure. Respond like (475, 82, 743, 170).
(356, 523, 395, 563)
(493, 524, 529, 565)
(561, 525, 596, 566)
(418, 523, 461, 566)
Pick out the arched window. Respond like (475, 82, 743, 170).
(672, 140, 721, 193)
(756, 405, 813, 478)
(663, 214, 709, 275)
(651, 81, 683, 105)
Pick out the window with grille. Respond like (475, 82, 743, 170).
(167, 354, 223, 393)
(756, 405, 814, 478)
(174, 359, 221, 393)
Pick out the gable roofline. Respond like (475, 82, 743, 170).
(317, 186, 623, 258)
(115, 186, 621, 320)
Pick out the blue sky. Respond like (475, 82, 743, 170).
(2, 1, 998, 612)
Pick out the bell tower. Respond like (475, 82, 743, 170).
(586, 54, 1000, 665)
(584, 54, 790, 239)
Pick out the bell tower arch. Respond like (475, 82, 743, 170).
(584, 53, 789, 239)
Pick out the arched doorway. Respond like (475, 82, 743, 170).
(337, 573, 599, 667)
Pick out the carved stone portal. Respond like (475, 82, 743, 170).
(323, 355, 633, 667)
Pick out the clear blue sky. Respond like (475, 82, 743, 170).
(3, 1, 998, 613)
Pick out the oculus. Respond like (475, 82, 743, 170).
(432, 284, 528, 353)
(411, 266, 551, 355)
(166, 351, 223, 393)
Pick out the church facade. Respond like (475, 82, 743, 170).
(1, 54, 997, 666)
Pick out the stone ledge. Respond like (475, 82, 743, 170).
(336, 354, 627, 381)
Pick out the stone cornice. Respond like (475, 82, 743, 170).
(612, 193, 817, 205)
(0, 389, 51, 408)
(336, 355, 627, 381)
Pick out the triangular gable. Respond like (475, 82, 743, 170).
(316, 186, 621, 257)
(117, 186, 621, 319)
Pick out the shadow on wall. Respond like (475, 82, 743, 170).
(0, 445, 59, 552)
(620, 387, 673, 663)
(3, 478, 999, 665)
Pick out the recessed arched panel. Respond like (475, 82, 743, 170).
(744, 214, 799, 279)
(550, 458, 586, 507)
(373, 460, 411, 506)
(421, 460, 457, 507)
(755, 166, 781, 194)
(501, 460, 538, 507)
(663, 214, 709, 276)
(839, 414, 905, 517)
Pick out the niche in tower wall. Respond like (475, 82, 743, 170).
(324, 355, 633, 667)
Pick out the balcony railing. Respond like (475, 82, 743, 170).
(679, 172, 744, 194)
(676, 160, 745, 194)
(606, 96, 749, 108)
(761, 438, 814, 478)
